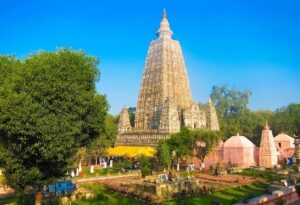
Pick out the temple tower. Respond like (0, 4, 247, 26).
(259, 123, 278, 168)
(134, 9, 193, 132)
(115, 9, 219, 147)
(206, 97, 220, 131)
(118, 107, 132, 134)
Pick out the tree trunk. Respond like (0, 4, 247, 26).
(35, 191, 43, 205)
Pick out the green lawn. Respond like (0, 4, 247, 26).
(2, 182, 267, 205)
(79, 168, 122, 178)
(178, 170, 203, 178)
(72, 182, 267, 205)
(161, 182, 267, 205)
(2, 175, 267, 205)
(238, 168, 285, 181)
(72, 185, 144, 205)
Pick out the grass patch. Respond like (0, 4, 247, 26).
(179, 170, 202, 178)
(73, 182, 267, 205)
(72, 184, 144, 205)
(238, 168, 285, 181)
(2, 181, 268, 205)
(162, 182, 268, 205)
(80, 168, 121, 178)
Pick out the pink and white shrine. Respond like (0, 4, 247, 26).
(192, 123, 294, 169)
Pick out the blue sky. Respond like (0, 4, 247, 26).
(1, 0, 299, 115)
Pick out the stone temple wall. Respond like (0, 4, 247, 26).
(115, 132, 170, 147)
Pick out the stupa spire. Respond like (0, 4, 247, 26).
(156, 8, 173, 39)
(162, 8, 167, 18)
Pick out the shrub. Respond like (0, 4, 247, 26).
(141, 166, 151, 178)
(274, 198, 286, 205)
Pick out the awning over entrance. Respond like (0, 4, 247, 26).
(106, 146, 156, 158)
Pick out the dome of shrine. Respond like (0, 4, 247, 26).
(224, 134, 256, 148)
(274, 133, 294, 144)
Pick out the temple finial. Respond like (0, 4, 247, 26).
(264, 121, 269, 130)
(162, 8, 167, 18)
(156, 8, 173, 39)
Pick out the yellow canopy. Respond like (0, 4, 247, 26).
(106, 146, 156, 158)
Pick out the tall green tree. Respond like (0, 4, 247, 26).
(210, 85, 251, 118)
(209, 85, 273, 143)
(192, 129, 222, 163)
(168, 127, 194, 161)
(0, 49, 108, 196)
(156, 141, 171, 169)
(85, 114, 118, 163)
(271, 104, 300, 136)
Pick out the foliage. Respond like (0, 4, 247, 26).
(140, 165, 151, 178)
(104, 114, 118, 144)
(157, 127, 221, 168)
(210, 85, 273, 144)
(271, 103, 300, 136)
(192, 129, 222, 162)
(0, 49, 108, 192)
(113, 158, 133, 169)
(210, 85, 251, 118)
(85, 114, 118, 161)
(156, 141, 172, 169)
(136, 155, 152, 167)
(168, 127, 194, 159)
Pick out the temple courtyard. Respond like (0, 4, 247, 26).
(2, 165, 300, 205)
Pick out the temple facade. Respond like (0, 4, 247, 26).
(116, 10, 219, 147)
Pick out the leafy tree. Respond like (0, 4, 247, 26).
(140, 166, 151, 178)
(156, 141, 172, 169)
(210, 85, 272, 144)
(192, 129, 222, 163)
(210, 85, 251, 118)
(271, 104, 300, 136)
(104, 114, 118, 143)
(0, 49, 108, 201)
(220, 110, 273, 145)
(168, 127, 194, 159)
(85, 114, 118, 163)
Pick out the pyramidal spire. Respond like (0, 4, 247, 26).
(264, 121, 269, 130)
(156, 8, 173, 39)
(208, 97, 212, 104)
